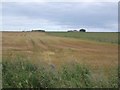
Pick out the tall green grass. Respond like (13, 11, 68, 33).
(2, 56, 118, 88)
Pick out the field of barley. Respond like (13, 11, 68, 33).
(2, 32, 119, 88)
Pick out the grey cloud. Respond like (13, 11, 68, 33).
(2, 2, 118, 31)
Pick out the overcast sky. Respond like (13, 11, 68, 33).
(1, 1, 118, 32)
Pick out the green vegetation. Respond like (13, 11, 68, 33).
(2, 56, 118, 88)
(47, 32, 119, 44)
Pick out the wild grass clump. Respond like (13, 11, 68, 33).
(91, 67, 118, 88)
(2, 56, 118, 88)
(3, 57, 39, 88)
(2, 57, 92, 88)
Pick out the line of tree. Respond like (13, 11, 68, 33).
(68, 29, 86, 32)
(32, 30, 45, 32)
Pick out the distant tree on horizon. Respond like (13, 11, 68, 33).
(32, 30, 45, 32)
(67, 30, 78, 32)
(79, 29, 86, 32)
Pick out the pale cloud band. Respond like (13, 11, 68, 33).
(1, 2, 118, 32)
(1, 0, 119, 2)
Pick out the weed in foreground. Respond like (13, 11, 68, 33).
(2, 57, 118, 88)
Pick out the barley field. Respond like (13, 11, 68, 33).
(2, 32, 119, 88)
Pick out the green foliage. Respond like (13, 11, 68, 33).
(2, 57, 118, 88)
(3, 58, 39, 88)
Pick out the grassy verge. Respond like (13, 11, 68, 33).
(2, 56, 118, 88)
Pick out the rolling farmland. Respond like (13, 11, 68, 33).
(2, 32, 119, 88)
